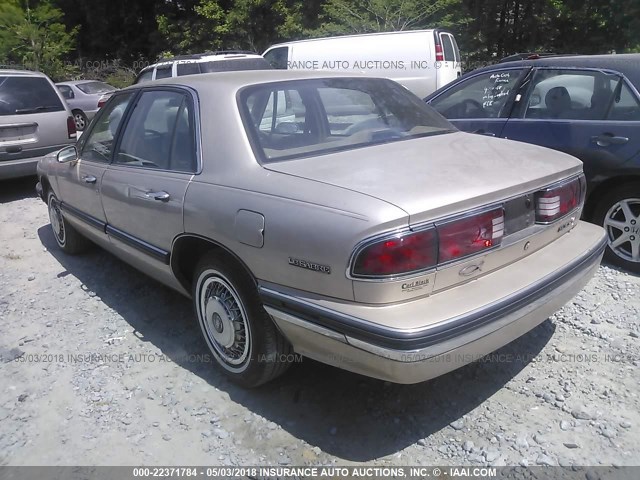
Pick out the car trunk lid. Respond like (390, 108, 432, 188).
(264, 131, 583, 226)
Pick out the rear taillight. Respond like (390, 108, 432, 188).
(535, 176, 583, 223)
(352, 208, 504, 277)
(352, 229, 438, 277)
(437, 208, 504, 263)
(435, 44, 444, 62)
(97, 96, 107, 108)
(67, 116, 77, 139)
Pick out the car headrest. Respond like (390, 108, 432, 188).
(545, 86, 571, 114)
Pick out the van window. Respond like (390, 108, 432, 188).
(241, 78, 453, 162)
(451, 36, 461, 63)
(440, 34, 455, 62)
(176, 62, 201, 76)
(264, 47, 289, 69)
(0, 76, 64, 116)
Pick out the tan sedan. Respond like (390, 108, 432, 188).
(36, 71, 606, 387)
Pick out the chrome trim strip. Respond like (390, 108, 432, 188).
(264, 306, 347, 343)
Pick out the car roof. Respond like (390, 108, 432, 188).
(472, 53, 640, 87)
(56, 80, 105, 86)
(124, 69, 371, 93)
(0, 69, 47, 77)
(144, 52, 265, 70)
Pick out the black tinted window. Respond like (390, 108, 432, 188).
(155, 66, 172, 79)
(264, 47, 288, 69)
(176, 62, 201, 76)
(200, 58, 270, 72)
(441, 35, 455, 62)
(115, 90, 196, 172)
(0, 76, 64, 116)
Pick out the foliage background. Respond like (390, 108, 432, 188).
(0, 0, 638, 85)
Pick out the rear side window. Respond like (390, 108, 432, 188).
(608, 80, 640, 121)
(264, 47, 289, 69)
(176, 62, 201, 76)
(76, 81, 115, 95)
(58, 85, 74, 100)
(430, 69, 524, 119)
(115, 90, 196, 172)
(521, 69, 623, 120)
(0, 76, 64, 116)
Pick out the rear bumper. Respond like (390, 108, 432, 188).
(261, 221, 606, 384)
(0, 145, 68, 180)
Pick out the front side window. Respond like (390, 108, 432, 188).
(242, 78, 453, 162)
(430, 69, 524, 119)
(80, 93, 134, 163)
(521, 69, 622, 120)
(263, 47, 289, 69)
(0, 76, 64, 115)
(114, 90, 196, 172)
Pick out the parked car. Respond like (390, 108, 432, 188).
(37, 71, 606, 387)
(263, 29, 461, 98)
(425, 54, 640, 272)
(134, 51, 271, 84)
(0, 69, 76, 180)
(56, 80, 117, 131)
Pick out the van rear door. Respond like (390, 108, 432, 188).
(435, 32, 461, 89)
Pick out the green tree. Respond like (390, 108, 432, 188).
(311, 0, 467, 36)
(0, 0, 78, 79)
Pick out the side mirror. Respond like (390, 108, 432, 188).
(57, 145, 78, 163)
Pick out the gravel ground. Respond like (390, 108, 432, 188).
(1, 177, 639, 468)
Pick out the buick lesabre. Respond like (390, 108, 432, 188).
(36, 71, 607, 387)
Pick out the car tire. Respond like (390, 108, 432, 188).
(47, 191, 91, 254)
(193, 251, 293, 387)
(592, 183, 640, 273)
(72, 110, 88, 131)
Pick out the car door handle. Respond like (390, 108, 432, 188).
(591, 134, 629, 146)
(473, 129, 496, 137)
(145, 191, 170, 202)
(82, 175, 97, 184)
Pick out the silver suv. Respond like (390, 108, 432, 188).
(133, 51, 271, 84)
(0, 70, 76, 180)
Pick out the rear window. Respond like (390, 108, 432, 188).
(135, 69, 154, 84)
(0, 76, 64, 116)
(441, 34, 455, 62)
(76, 81, 115, 95)
(200, 58, 271, 73)
(241, 78, 454, 163)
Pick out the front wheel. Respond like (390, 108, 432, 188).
(193, 252, 293, 387)
(592, 183, 640, 273)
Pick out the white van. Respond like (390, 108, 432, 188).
(263, 29, 461, 99)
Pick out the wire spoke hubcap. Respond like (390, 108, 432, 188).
(604, 198, 640, 263)
(48, 198, 65, 245)
(199, 276, 250, 368)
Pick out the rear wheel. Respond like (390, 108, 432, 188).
(193, 252, 293, 387)
(47, 192, 90, 254)
(72, 110, 88, 131)
(593, 183, 640, 273)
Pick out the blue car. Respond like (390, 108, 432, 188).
(425, 54, 640, 273)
